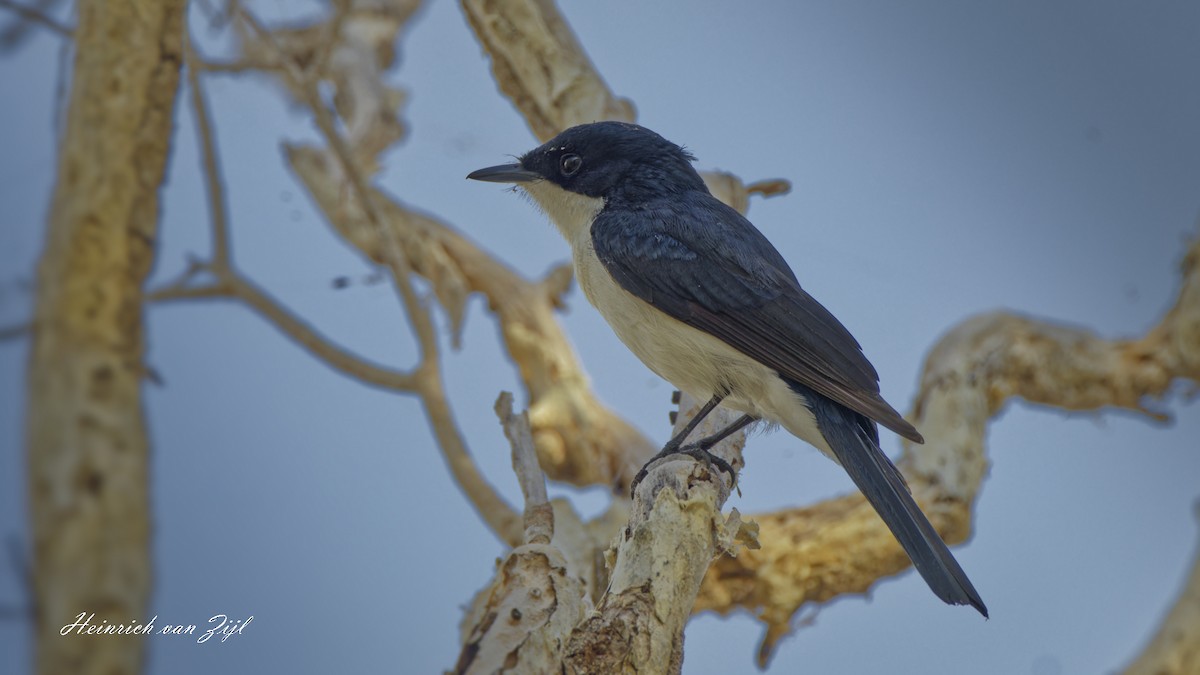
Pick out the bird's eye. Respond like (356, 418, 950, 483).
(559, 154, 582, 176)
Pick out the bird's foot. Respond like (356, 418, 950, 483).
(629, 441, 737, 497)
(678, 443, 737, 484)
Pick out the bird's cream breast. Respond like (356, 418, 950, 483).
(574, 243, 760, 403)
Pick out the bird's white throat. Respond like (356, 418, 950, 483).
(518, 180, 606, 249)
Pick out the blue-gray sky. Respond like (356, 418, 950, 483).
(1, 1, 1198, 673)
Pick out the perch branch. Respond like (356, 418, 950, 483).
(561, 394, 756, 674)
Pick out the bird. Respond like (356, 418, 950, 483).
(467, 121, 987, 617)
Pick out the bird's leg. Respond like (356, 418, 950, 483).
(683, 414, 756, 452)
(630, 394, 733, 496)
(661, 393, 724, 454)
(665, 414, 756, 489)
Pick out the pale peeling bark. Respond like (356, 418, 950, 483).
(695, 233, 1200, 664)
(457, 542, 588, 674)
(455, 395, 591, 674)
(560, 396, 756, 675)
(24, 1, 186, 674)
(462, 0, 635, 141)
(457, 394, 754, 674)
(1124, 511, 1200, 675)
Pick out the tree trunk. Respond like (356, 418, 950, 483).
(25, 1, 186, 673)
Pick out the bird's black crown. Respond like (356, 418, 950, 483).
(519, 121, 707, 199)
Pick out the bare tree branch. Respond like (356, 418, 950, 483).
(561, 395, 755, 675)
(310, 0, 352, 80)
(24, 2, 186, 674)
(1123, 503, 1200, 675)
(456, 394, 757, 674)
(461, 0, 635, 141)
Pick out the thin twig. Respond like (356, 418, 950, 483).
(0, 0, 71, 43)
(50, 7, 70, 142)
(194, 0, 238, 31)
(149, 273, 420, 392)
(237, 6, 521, 545)
(0, 322, 30, 340)
(196, 56, 278, 74)
(239, 8, 434, 360)
(230, 274, 420, 391)
(145, 282, 228, 302)
(495, 392, 552, 545)
(184, 34, 232, 270)
(0, 534, 32, 621)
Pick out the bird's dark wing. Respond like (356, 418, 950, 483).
(591, 194, 923, 443)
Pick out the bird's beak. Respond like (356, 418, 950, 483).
(466, 163, 540, 183)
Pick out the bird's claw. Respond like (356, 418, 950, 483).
(629, 442, 737, 497)
(679, 443, 737, 484)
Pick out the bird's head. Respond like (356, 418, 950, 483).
(468, 122, 706, 241)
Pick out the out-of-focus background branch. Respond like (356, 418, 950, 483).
(0, 1, 1197, 674)
(21, 3, 184, 675)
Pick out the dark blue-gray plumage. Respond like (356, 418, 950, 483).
(468, 121, 987, 618)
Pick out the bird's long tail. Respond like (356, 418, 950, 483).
(790, 380, 989, 617)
